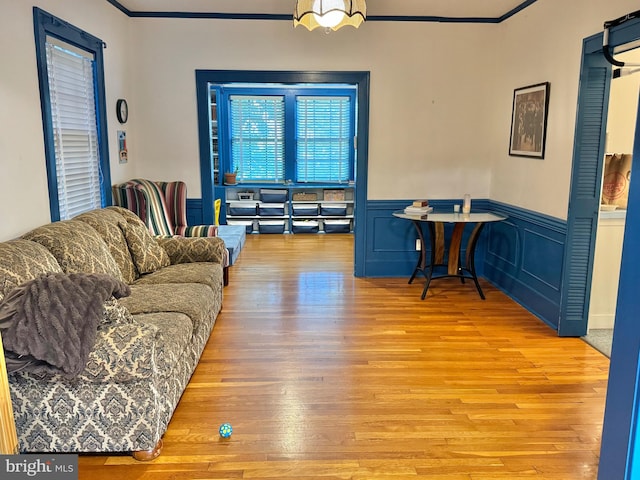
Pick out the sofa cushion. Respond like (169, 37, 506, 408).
(133, 262, 223, 293)
(0, 240, 63, 302)
(21, 220, 123, 281)
(74, 209, 138, 284)
(129, 312, 193, 378)
(107, 207, 171, 274)
(118, 283, 219, 336)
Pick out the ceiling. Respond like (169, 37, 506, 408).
(111, 0, 537, 22)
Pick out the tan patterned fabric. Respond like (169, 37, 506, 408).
(21, 220, 123, 281)
(0, 240, 63, 302)
(5, 207, 224, 455)
(156, 236, 226, 265)
(111, 208, 171, 274)
(134, 262, 223, 294)
(74, 209, 138, 284)
(129, 312, 193, 378)
(118, 283, 220, 335)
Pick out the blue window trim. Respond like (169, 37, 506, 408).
(216, 85, 357, 184)
(33, 7, 112, 221)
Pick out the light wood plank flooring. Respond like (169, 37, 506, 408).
(79, 234, 610, 479)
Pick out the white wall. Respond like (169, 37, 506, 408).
(0, 0, 133, 239)
(491, 0, 640, 219)
(606, 49, 640, 153)
(128, 19, 499, 201)
(1, 0, 639, 241)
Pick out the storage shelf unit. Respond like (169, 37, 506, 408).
(224, 185, 354, 234)
(210, 91, 219, 185)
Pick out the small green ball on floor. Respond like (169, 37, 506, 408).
(219, 423, 233, 438)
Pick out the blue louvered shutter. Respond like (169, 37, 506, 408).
(229, 95, 285, 182)
(296, 96, 351, 183)
(559, 52, 611, 336)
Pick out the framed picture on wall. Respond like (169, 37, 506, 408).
(509, 82, 550, 159)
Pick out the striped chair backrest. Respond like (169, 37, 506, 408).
(114, 179, 174, 236)
(157, 181, 188, 234)
(112, 179, 218, 238)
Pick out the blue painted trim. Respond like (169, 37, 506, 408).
(33, 7, 112, 221)
(196, 70, 370, 276)
(104, 0, 131, 16)
(218, 85, 357, 183)
(105, 0, 537, 23)
(497, 0, 538, 22)
(599, 27, 640, 477)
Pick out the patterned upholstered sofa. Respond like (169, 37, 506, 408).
(0, 206, 225, 460)
(112, 179, 236, 285)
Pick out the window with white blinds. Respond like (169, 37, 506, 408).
(229, 95, 285, 183)
(296, 96, 351, 182)
(218, 85, 356, 184)
(45, 40, 102, 220)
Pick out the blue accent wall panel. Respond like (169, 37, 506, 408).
(364, 199, 491, 277)
(186, 198, 203, 226)
(482, 201, 566, 330)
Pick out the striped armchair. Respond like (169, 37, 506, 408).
(112, 179, 230, 285)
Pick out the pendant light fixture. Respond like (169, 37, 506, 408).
(293, 0, 366, 32)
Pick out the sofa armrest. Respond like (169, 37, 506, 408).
(156, 236, 226, 266)
(78, 319, 159, 382)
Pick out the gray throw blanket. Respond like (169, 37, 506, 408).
(0, 272, 130, 377)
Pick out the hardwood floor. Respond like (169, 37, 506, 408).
(79, 234, 610, 479)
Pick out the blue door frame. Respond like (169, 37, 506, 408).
(575, 15, 640, 480)
(561, 17, 640, 337)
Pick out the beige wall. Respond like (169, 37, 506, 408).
(0, 0, 133, 239)
(1, 0, 639, 240)
(490, 0, 640, 218)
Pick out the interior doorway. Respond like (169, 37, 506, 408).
(583, 47, 640, 356)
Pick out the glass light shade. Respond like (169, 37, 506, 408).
(314, 0, 345, 28)
(293, 0, 366, 32)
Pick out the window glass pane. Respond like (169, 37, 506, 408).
(296, 96, 351, 183)
(229, 95, 285, 182)
(46, 41, 101, 219)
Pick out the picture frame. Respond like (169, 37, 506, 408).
(509, 82, 550, 159)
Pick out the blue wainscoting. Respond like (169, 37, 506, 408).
(189, 196, 567, 331)
(186, 198, 204, 226)
(363, 199, 567, 331)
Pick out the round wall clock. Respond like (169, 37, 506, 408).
(116, 98, 128, 124)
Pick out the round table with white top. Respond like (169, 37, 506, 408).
(393, 211, 507, 300)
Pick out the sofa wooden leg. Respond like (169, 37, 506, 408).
(223, 266, 229, 286)
(132, 438, 163, 461)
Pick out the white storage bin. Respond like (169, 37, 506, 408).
(324, 219, 351, 233)
(227, 220, 254, 234)
(292, 220, 319, 234)
(260, 189, 288, 203)
(229, 202, 257, 216)
(292, 203, 319, 216)
(258, 219, 286, 234)
(258, 203, 285, 216)
(321, 203, 347, 216)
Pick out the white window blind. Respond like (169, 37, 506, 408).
(229, 95, 285, 182)
(296, 96, 351, 182)
(46, 40, 102, 220)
